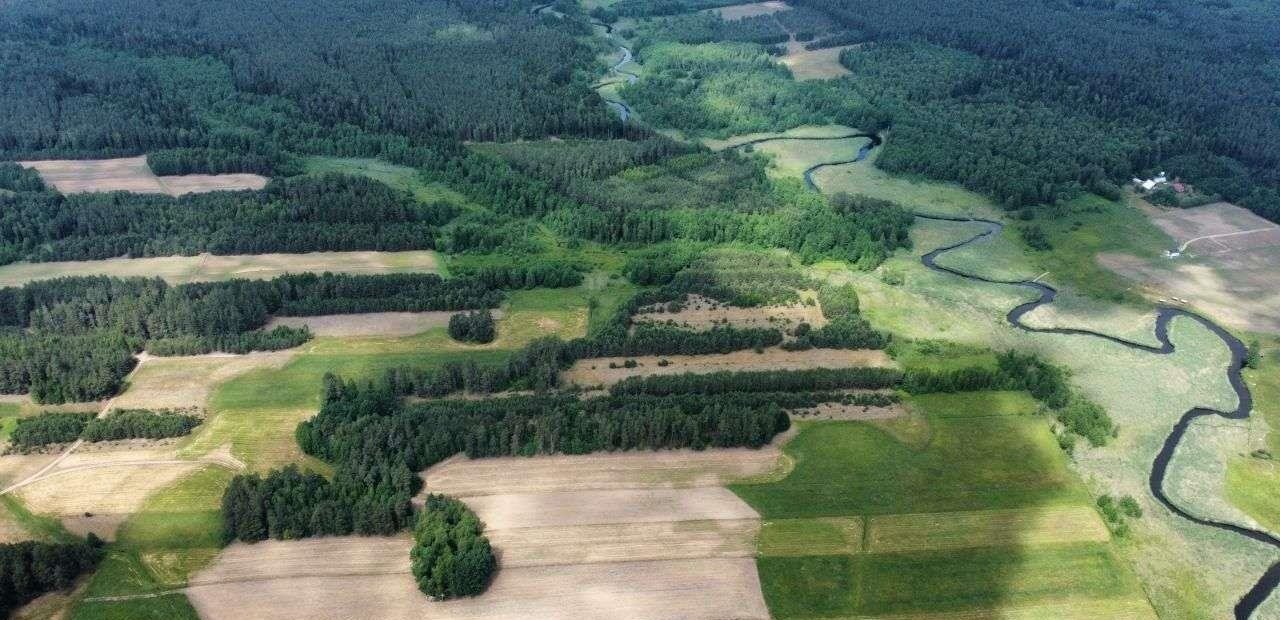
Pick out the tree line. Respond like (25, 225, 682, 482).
(0, 273, 501, 402)
(9, 408, 203, 449)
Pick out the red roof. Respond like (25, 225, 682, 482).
(1172, 182, 1186, 193)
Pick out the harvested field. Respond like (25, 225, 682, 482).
(424, 448, 785, 496)
(188, 558, 769, 620)
(866, 506, 1111, 553)
(490, 519, 758, 567)
(0, 250, 440, 287)
(562, 347, 895, 388)
(781, 40, 856, 80)
(112, 351, 294, 411)
(193, 537, 411, 586)
(709, 1, 789, 19)
(264, 310, 501, 338)
(19, 157, 267, 195)
(461, 488, 759, 530)
(634, 294, 825, 331)
(1099, 202, 1280, 333)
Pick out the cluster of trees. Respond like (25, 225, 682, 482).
(611, 0, 744, 18)
(0, 173, 450, 264)
(0, 538, 102, 616)
(222, 379, 795, 541)
(0, 164, 45, 193)
(635, 12, 790, 47)
(0, 273, 501, 402)
(786, 282, 890, 350)
(9, 412, 95, 451)
(411, 495, 495, 600)
(81, 409, 202, 442)
(774, 7, 839, 41)
(448, 260, 584, 289)
(447, 311, 496, 344)
(609, 367, 901, 397)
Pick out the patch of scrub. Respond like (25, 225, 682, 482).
(562, 347, 894, 388)
(264, 310, 502, 338)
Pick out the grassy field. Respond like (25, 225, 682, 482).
(1227, 336, 1280, 532)
(733, 392, 1149, 618)
(810, 146, 1002, 219)
(302, 156, 473, 207)
(0, 251, 441, 287)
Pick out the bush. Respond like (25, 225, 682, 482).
(411, 495, 495, 600)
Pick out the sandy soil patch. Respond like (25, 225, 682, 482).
(20, 156, 267, 196)
(489, 519, 758, 567)
(188, 558, 769, 620)
(781, 40, 856, 80)
(112, 351, 294, 411)
(423, 448, 784, 496)
(461, 488, 759, 530)
(635, 294, 825, 331)
(866, 506, 1110, 553)
(562, 347, 895, 387)
(708, 0, 789, 19)
(264, 310, 500, 338)
(0, 250, 440, 287)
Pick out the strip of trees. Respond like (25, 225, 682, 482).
(9, 409, 203, 449)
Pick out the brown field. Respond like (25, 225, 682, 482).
(866, 506, 1111, 553)
(488, 519, 758, 567)
(634, 294, 825, 331)
(112, 351, 294, 411)
(561, 347, 895, 387)
(19, 156, 267, 195)
(193, 537, 412, 586)
(1100, 202, 1280, 333)
(0, 250, 441, 287)
(188, 558, 769, 620)
(708, 0, 789, 19)
(264, 310, 500, 338)
(424, 448, 785, 496)
(781, 41, 856, 80)
(460, 488, 759, 530)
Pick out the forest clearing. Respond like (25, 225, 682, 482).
(19, 157, 267, 195)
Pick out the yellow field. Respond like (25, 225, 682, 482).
(19, 156, 267, 195)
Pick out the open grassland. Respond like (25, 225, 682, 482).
(707, 1, 789, 19)
(811, 147, 1003, 218)
(1227, 337, 1280, 533)
(781, 41, 856, 81)
(0, 250, 441, 287)
(562, 347, 894, 388)
(701, 123, 858, 151)
(818, 192, 1263, 616)
(113, 352, 294, 412)
(754, 134, 869, 179)
(20, 157, 266, 196)
(302, 156, 473, 207)
(733, 394, 1153, 619)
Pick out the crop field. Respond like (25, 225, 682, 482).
(561, 347, 894, 387)
(189, 441, 784, 620)
(732, 391, 1155, 618)
(19, 157, 267, 195)
(0, 250, 441, 288)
